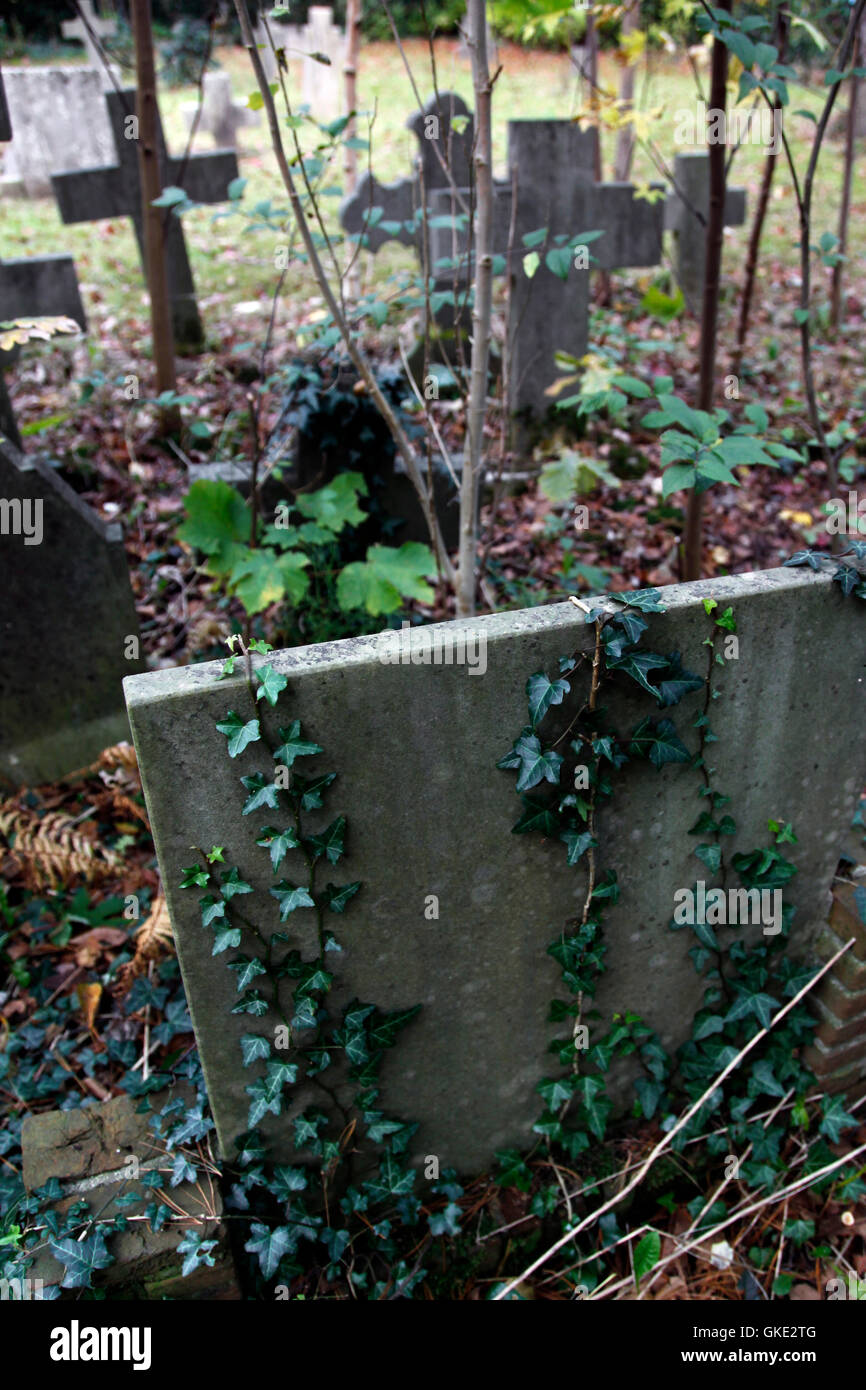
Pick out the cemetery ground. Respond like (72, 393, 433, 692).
(1, 32, 866, 1308)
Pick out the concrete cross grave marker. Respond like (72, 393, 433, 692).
(428, 120, 665, 423)
(0, 254, 87, 449)
(665, 151, 747, 313)
(183, 71, 260, 149)
(51, 88, 239, 349)
(0, 434, 144, 786)
(61, 0, 119, 89)
(301, 6, 345, 123)
(125, 565, 866, 1172)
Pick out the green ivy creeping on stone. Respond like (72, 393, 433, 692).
(181, 638, 458, 1297)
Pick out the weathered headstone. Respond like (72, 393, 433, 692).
(0, 435, 144, 786)
(61, 0, 120, 89)
(125, 566, 866, 1173)
(0, 253, 87, 448)
(665, 151, 747, 312)
(301, 6, 345, 123)
(428, 121, 665, 421)
(0, 68, 115, 198)
(52, 88, 239, 348)
(183, 70, 260, 149)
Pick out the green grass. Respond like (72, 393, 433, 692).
(2, 37, 863, 380)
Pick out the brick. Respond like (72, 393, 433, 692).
(828, 881, 866, 961)
(814, 973, 866, 1023)
(805, 1034, 866, 1079)
(812, 998, 866, 1048)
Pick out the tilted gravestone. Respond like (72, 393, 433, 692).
(61, 0, 120, 90)
(183, 70, 260, 149)
(125, 566, 866, 1173)
(665, 151, 747, 313)
(52, 89, 239, 349)
(428, 121, 665, 422)
(0, 68, 115, 198)
(0, 436, 144, 786)
(0, 64, 11, 144)
(0, 254, 87, 449)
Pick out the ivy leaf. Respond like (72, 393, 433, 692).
(783, 550, 823, 571)
(256, 824, 301, 872)
(560, 829, 596, 865)
(245, 1222, 294, 1280)
(819, 1095, 856, 1143)
(212, 924, 242, 955)
(325, 881, 362, 913)
(200, 895, 226, 928)
(176, 1230, 217, 1275)
(620, 589, 666, 612)
(271, 881, 315, 920)
(229, 956, 267, 992)
(695, 843, 722, 874)
(181, 864, 210, 889)
(634, 1077, 663, 1119)
(498, 729, 563, 793)
(240, 1034, 271, 1067)
(50, 1229, 113, 1289)
(628, 717, 691, 769)
(256, 664, 289, 706)
(654, 652, 704, 708)
(833, 565, 860, 596)
(216, 711, 261, 758)
(612, 609, 648, 645)
(241, 774, 281, 816)
(526, 672, 571, 728)
(575, 1075, 611, 1141)
(512, 795, 561, 837)
(220, 867, 253, 900)
(271, 1166, 309, 1200)
(273, 722, 324, 767)
(607, 649, 669, 697)
(307, 817, 346, 865)
(293, 772, 337, 811)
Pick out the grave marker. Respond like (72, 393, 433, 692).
(665, 151, 747, 312)
(0, 64, 11, 144)
(125, 566, 866, 1172)
(301, 6, 345, 123)
(183, 70, 260, 149)
(0, 435, 144, 786)
(0, 67, 115, 198)
(0, 254, 87, 448)
(51, 88, 239, 348)
(428, 120, 665, 421)
(61, 0, 118, 77)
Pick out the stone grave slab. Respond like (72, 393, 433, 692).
(665, 151, 747, 312)
(125, 566, 866, 1174)
(52, 88, 239, 348)
(0, 436, 144, 786)
(183, 70, 260, 148)
(0, 67, 115, 198)
(61, 0, 120, 89)
(0, 253, 87, 449)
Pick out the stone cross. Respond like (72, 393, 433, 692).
(340, 91, 475, 260)
(0, 255, 87, 448)
(665, 151, 747, 313)
(183, 71, 260, 149)
(429, 120, 665, 421)
(61, 0, 119, 88)
(301, 6, 345, 123)
(51, 89, 239, 349)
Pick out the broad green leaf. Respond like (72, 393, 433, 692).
(336, 542, 436, 615)
(179, 480, 249, 558)
(628, 717, 691, 769)
(607, 649, 669, 697)
(270, 881, 316, 920)
(294, 472, 368, 532)
(256, 664, 289, 706)
(241, 773, 281, 816)
(240, 1033, 271, 1067)
(634, 1230, 661, 1283)
(527, 672, 571, 727)
(498, 729, 563, 792)
(325, 880, 362, 913)
(307, 816, 346, 865)
(256, 824, 301, 872)
(273, 721, 324, 767)
(216, 711, 261, 758)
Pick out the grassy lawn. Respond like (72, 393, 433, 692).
(2, 36, 862, 374)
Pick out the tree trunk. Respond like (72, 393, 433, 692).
(130, 0, 179, 434)
(683, 0, 731, 582)
(733, 4, 789, 370)
(343, 0, 362, 300)
(457, 0, 494, 618)
(831, 16, 863, 329)
(613, 1, 639, 181)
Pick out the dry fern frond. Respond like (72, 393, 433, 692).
(114, 896, 174, 996)
(0, 800, 121, 890)
(95, 742, 139, 776)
